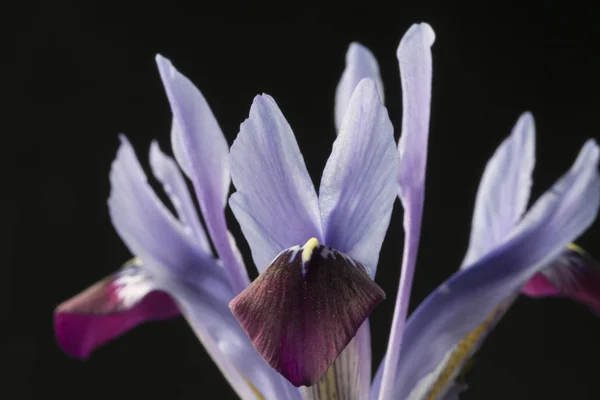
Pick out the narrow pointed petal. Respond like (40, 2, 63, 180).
(523, 244, 600, 314)
(54, 258, 179, 359)
(461, 113, 536, 268)
(229, 94, 323, 272)
(108, 137, 298, 399)
(109, 136, 225, 287)
(320, 78, 397, 277)
(230, 240, 385, 387)
(149, 141, 211, 254)
(300, 323, 371, 400)
(378, 23, 435, 400)
(334, 43, 384, 132)
(373, 140, 600, 399)
(156, 54, 249, 293)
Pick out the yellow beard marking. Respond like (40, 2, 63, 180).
(423, 308, 501, 400)
(302, 238, 320, 264)
(121, 257, 142, 268)
(567, 242, 588, 256)
(245, 379, 265, 400)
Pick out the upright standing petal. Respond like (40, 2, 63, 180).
(375, 140, 600, 399)
(156, 55, 249, 293)
(319, 78, 397, 277)
(149, 141, 212, 254)
(377, 23, 435, 400)
(334, 43, 384, 132)
(229, 94, 323, 272)
(54, 258, 179, 360)
(461, 113, 535, 268)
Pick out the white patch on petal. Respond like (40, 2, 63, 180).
(113, 259, 158, 309)
(320, 246, 336, 260)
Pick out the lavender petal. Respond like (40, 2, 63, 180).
(461, 112, 535, 268)
(376, 23, 435, 400)
(320, 78, 397, 277)
(373, 140, 600, 399)
(108, 136, 298, 399)
(156, 54, 250, 293)
(334, 43, 384, 132)
(229, 94, 323, 272)
(149, 140, 212, 254)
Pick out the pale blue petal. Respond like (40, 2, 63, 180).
(319, 78, 397, 277)
(397, 23, 435, 200)
(377, 23, 435, 400)
(229, 94, 323, 272)
(149, 140, 212, 255)
(373, 140, 600, 399)
(108, 137, 299, 400)
(334, 43, 384, 132)
(461, 112, 535, 268)
(156, 54, 249, 293)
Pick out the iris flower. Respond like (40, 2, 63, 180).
(54, 23, 600, 400)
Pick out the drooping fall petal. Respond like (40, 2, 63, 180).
(523, 244, 600, 315)
(54, 258, 179, 359)
(230, 239, 384, 387)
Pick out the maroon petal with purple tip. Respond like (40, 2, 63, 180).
(54, 260, 180, 359)
(522, 245, 600, 315)
(229, 238, 385, 387)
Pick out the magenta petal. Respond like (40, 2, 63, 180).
(522, 245, 600, 315)
(54, 263, 180, 359)
(229, 239, 385, 387)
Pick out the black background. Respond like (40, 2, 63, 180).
(3, 1, 600, 399)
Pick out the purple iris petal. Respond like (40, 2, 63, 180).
(461, 112, 536, 268)
(229, 94, 323, 272)
(377, 23, 435, 400)
(320, 78, 398, 277)
(54, 259, 179, 359)
(107, 136, 299, 399)
(229, 77, 395, 389)
(149, 140, 212, 254)
(230, 240, 384, 387)
(374, 140, 600, 399)
(334, 43, 384, 131)
(156, 55, 250, 294)
(523, 245, 600, 315)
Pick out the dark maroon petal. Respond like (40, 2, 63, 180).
(229, 238, 385, 387)
(54, 261, 180, 359)
(522, 244, 600, 315)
